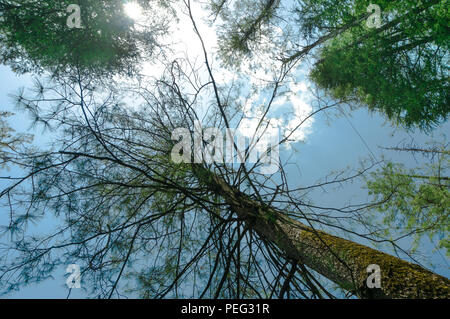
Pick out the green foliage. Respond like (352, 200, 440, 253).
(210, 0, 449, 129)
(366, 157, 450, 256)
(0, 0, 169, 76)
(308, 0, 449, 130)
(210, 0, 281, 66)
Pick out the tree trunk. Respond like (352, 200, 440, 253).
(207, 172, 450, 299)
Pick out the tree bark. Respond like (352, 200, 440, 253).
(207, 172, 450, 299)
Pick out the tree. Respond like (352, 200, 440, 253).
(366, 145, 449, 256)
(308, 0, 449, 130)
(0, 0, 171, 76)
(209, 0, 450, 130)
(0, 1, 448, 299)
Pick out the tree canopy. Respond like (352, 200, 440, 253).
(308, 0, 449, 130)
(0, 0, 171, 76)
(366, 145, 449, 256)
(211, 0, 450, 130)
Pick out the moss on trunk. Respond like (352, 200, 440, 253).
(208, 171, 450, 298)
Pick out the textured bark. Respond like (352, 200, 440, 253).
(207, 172, 450, 299)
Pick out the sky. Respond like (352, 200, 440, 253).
(0, 1, 448, 298)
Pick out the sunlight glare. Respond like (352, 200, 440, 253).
(124, 2, 144, 21)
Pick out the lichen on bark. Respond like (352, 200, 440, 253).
(206, 170, 450, 299)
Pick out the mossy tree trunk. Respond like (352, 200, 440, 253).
(208, 172, 450, 299)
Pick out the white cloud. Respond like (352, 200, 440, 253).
(139, 2, 316, 149)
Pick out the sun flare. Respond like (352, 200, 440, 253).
(124, 2, 144, 21)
